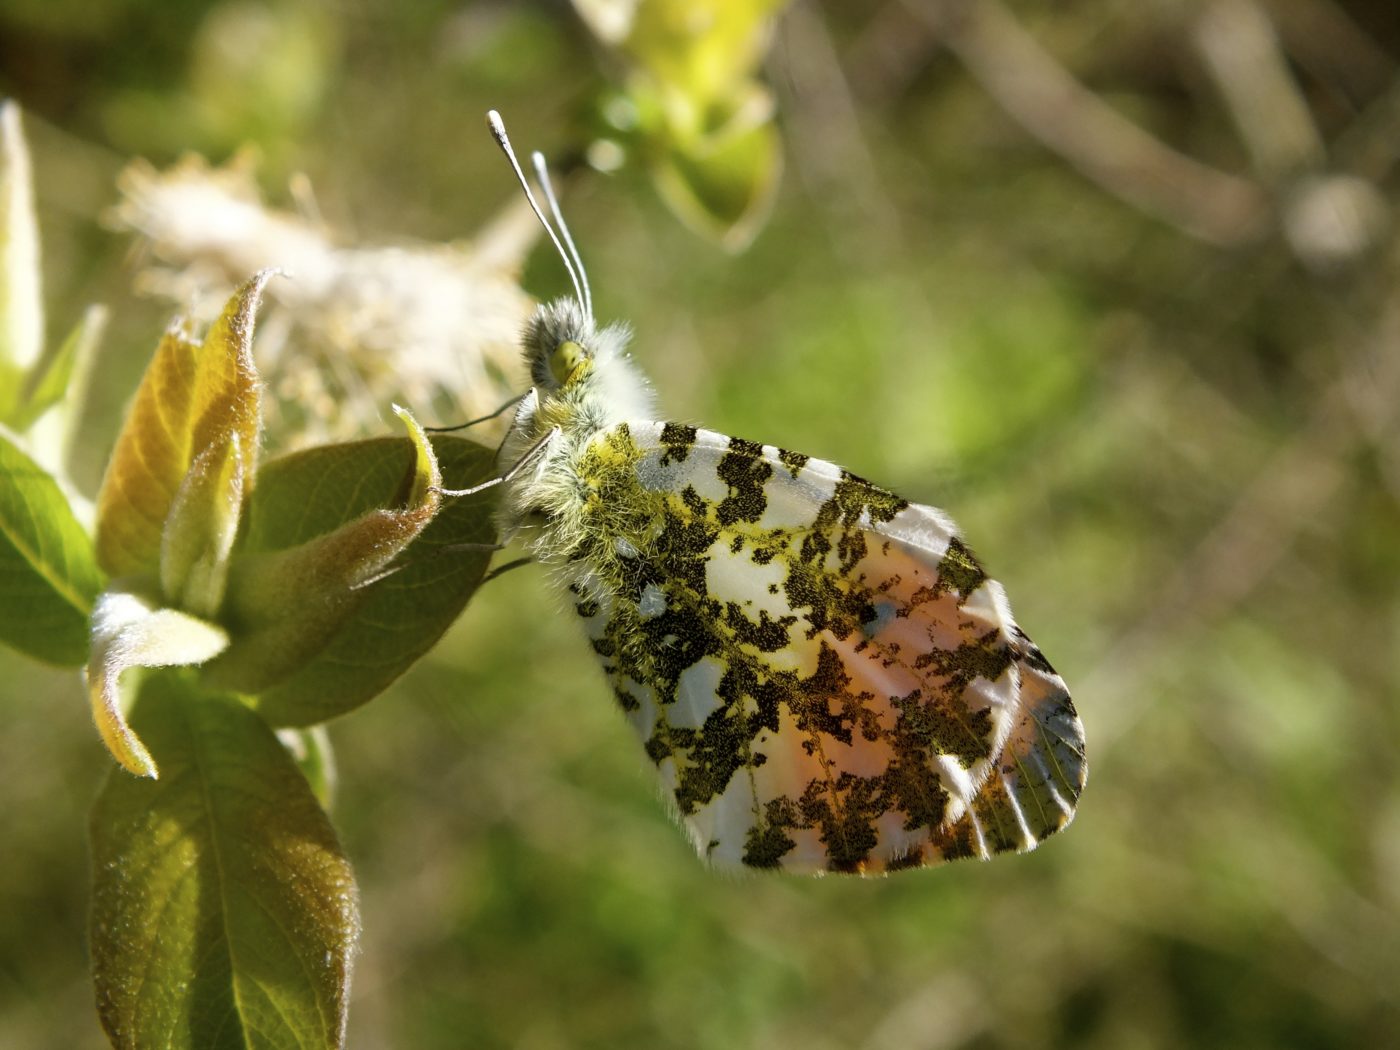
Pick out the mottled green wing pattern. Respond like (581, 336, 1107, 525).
(564, 422, 1085, 874)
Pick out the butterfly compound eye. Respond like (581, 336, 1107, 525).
(550, 339, 590, 385)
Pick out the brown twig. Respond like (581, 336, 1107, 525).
(902, 0, 1272, 245)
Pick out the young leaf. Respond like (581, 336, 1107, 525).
(620, 0, 788, 110)
(90, 671, 359, 1050)
(0, 425, 103, 666)
(95, 273, 272, 579)
(160, 430, 246, 619)
(87, 590, 230, 778)
(581, 0, 787, 248)
(0, 101, 43, 420)
(204, 408, 443, 694)
(9, 303, 108, 433)
(187, 269, 269, 484)
(225, 433, 497, 726)
(652, 90, 782, 251)
(93, 321, 201, 577)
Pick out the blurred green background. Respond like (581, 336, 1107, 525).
(3, 0, 1399, 1047)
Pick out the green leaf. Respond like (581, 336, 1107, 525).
(228, 433, 497, 726)
(9, 302, 107, 432)
(205, 409, 444, 695)
(0, 425, 103, 665)
(0, 101, 43, 420)
(579, 0, 788, 249)
(620, 0, 788, 108)
(652, 89, 782, 251)
(90, 671, 359, 1050)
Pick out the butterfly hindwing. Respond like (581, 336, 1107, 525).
(563, 421, 1085, 874)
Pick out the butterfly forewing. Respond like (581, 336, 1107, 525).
(565, 421, 1085, 874)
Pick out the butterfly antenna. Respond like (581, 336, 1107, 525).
(486, 110, 588, 319)
(531, 150, 592, 323)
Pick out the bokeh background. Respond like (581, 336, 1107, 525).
(3, 1, 1399, 1047)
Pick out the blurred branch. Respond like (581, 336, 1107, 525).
(1195, 0, 1324, 182)
(1194, 0, 1390, 271)
(1067, 0, 1400, 728)
(1334, 73, 1400, 184)
(900, 0, 1271, 245)
(844, 2, 944, 106)
(1270, 0, 1397, 105)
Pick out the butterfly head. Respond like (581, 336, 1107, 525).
(486, 109, 600, 386)
(524, 297, 597, 391)
(488, 110, 652, 422)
